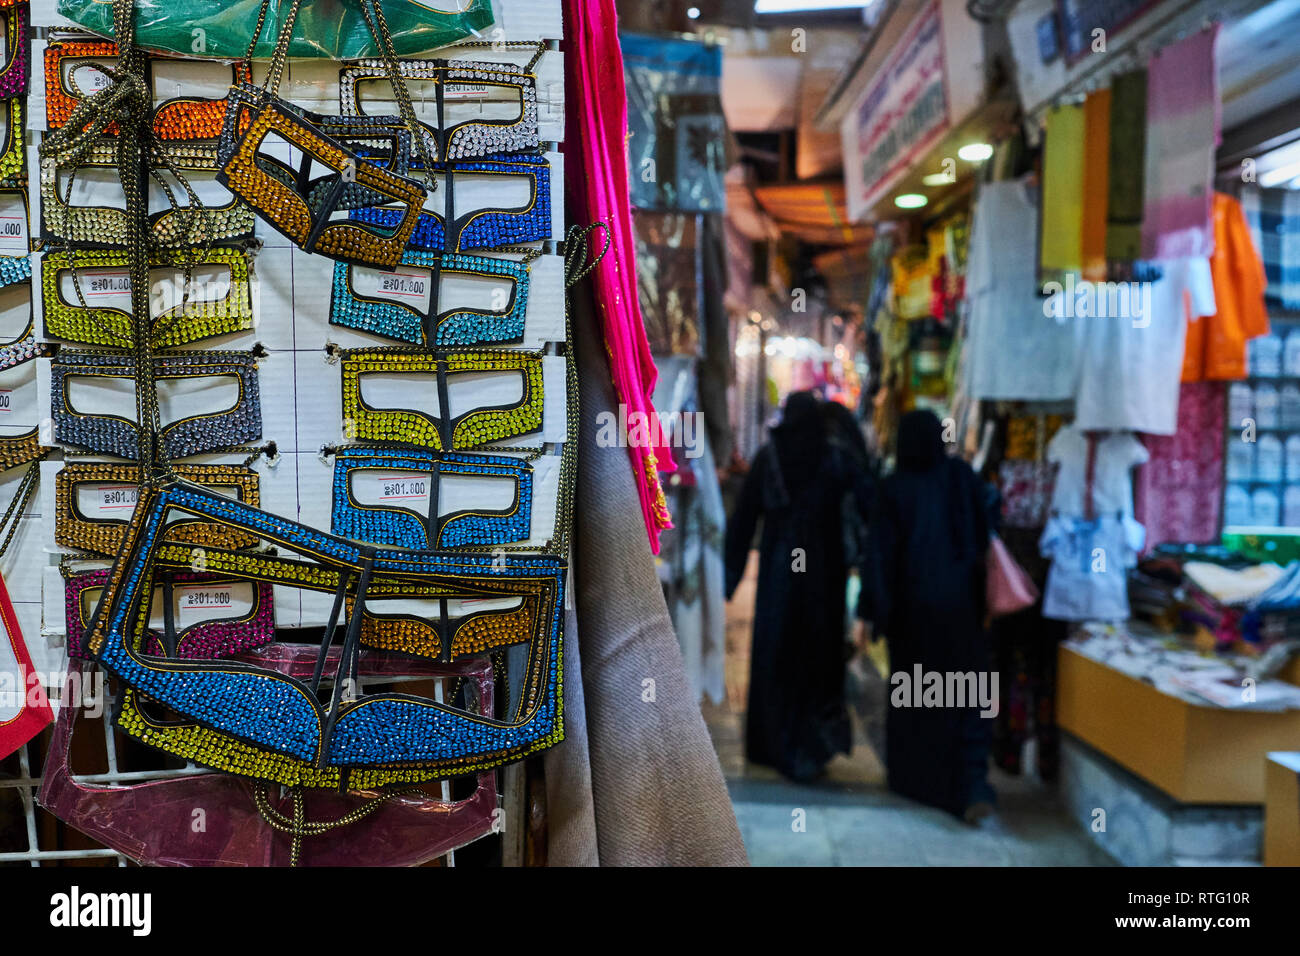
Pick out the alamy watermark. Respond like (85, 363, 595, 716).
(594, 404, 705, 459)
(890, 665, 1000, 718)
(1042, 273, 1153, 328)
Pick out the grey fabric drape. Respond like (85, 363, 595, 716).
(543, 283, 747, 866)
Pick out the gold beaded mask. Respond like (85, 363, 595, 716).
(215, 84, 428, 268)
(40, 154, 256, 250)
(84, 482, 566, 786)
(55, 461, 261, 557)
(347, 590, 539, 662)
(339, 347, 546, 451)
(42, 248, 255, 348)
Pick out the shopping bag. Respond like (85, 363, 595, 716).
(987, 533, 1039, 617)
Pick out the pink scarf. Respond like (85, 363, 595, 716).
(1141, 25, 1221, 260)
(564, 0, 675, 551)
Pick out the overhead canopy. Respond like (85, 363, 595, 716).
(752, 180, 873, 245)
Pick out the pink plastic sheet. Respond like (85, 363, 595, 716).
(38, 650, 498, 867)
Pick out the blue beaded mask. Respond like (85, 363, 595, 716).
(348, 152, 551, 253)
(52, 349, 262, 459)
(83, 481, 565, 780)
(330, 446, 533, 550)
(328, 249, 535, 347)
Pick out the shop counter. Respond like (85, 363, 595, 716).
(1057, 644, 1300, 804)
(1265, 753, 1300, 866)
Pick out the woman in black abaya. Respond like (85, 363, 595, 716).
(859, 409, 996, 820)
(724, 392, 870, 782)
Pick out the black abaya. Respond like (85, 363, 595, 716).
(860, 410, 995, 817)
(724, 393, 869, 782)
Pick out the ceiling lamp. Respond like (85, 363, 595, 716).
(957, 142, 994, 162)
(894, 193, 928, 209)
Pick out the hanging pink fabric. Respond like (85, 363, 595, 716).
(564, 0, 675, 552)
(1141, 25, 1221, 260)
(0, 571, 52, 760)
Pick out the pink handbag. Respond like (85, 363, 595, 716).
(987, 534, 1039, 617)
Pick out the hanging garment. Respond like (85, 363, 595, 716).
(564, 0, 675, 553)
(542, 279, 746, 866)
(1242, 187, 1300, 311)
(1047, 425, 1149, 518)
(1182, 193, 1270, 381)
(1106, 70, 1148, 268)
(725, 394, 868, 782)
(1141, 26, 1221, 261)
(965, 179, 1083, 401)
(859, 411, 994, 818)
(1073, 257, 1216, 435)
(0, 571, 51, 760)
(1081, 89, 1112, 281)
(1039, 103, 1086, 278)
(1134, 381, 1226, 551)
(652, 355, 726, 706)
(1040, 513, 1145, 621)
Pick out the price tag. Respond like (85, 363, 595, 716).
(0, 212, 27, 256)
(80, 483, 139, 516)
(176, 585, 234, 627)
(70, 63, 113, 94)
(60, 268, 132, 312)
(352, 470, 432, 510)
(0, 388, 12, 414)
(350, 265, 433, 314)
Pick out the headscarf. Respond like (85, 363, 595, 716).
(896, 409, 947, 471)
(770, 391, 827, 492)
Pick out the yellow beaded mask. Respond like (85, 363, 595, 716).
(42, 248, 255, 348)
(339, 347, 546, 451)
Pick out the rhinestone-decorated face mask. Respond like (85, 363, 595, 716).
(215, 83, 429, 269)
(338, 46, 544, 162)
(40, 153, 256, 249)
(330, 446, 534, 551)
(83, 482, 566, 788)
(65, 566, 275, 662)
(55, 461, 261, 557)
(349, 152, 552, 253)
(0, 99, 24, 184)
(329, 249, 536, 347)
(51, 349, 263, 460)
(44, 38, 250, 141)
(42, 248, 255, 348)
(339, 347, 545, 451)
(0, 4, 28, 101)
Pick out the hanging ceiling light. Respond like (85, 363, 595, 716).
(894, 193, 928, 209)
(958, 142, 994, 162)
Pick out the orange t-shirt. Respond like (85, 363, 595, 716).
(1182, 192, 1270, 381)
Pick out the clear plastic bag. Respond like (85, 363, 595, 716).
(38, 652, 499, 866)
(56, 0, 496, 61)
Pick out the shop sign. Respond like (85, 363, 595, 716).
(844, 1, 949, 220)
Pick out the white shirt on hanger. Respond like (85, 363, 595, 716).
(1072, 257, 1216, 436)
(964, 179, 1084, 402)
(1047, 425, 1149, 518)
